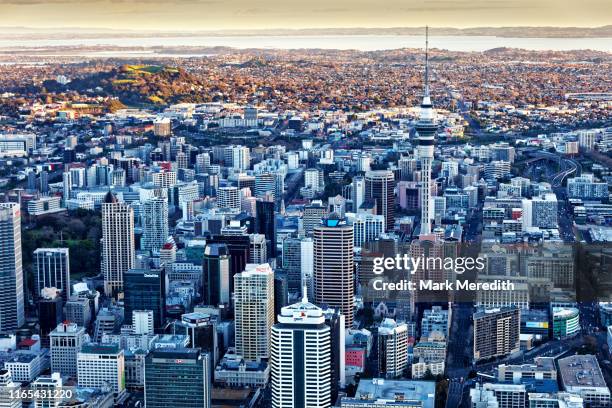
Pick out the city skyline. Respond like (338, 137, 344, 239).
(0, 7, 609, 407)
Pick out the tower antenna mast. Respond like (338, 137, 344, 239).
(425, 25, 430, 97)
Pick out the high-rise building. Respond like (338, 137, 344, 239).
(123, 268, 167, 330)
(145, 348, 211, 408)
(578, 130, 596, 151)
(62, 171, 72, 206)
(303, 201, 328, 236)
(50, 322, 88, 378)
(64, 297, 92, 328)
(473, 307, 520, 361)
(34, 248, 70, 300)
(225, 145, 250, 171)
(153, 117, 172, 137)
(249, 234, 268, 264)
(421, 306, 449, 339)
(521, 194, 558, 230)
(314, 216, 354, 328)
(271, 294, 331, 408)
(0, 203, 24, 331)
(352, 176, 366, 212)
(255, 172, 276, 200)
(365, 170, 395, 231)
(304, 168, 322, 192)
(282, 236, 302, 291)
(217, 186, 241, 212)
(255, 200, 276, 257)
(567, 174, 608, 200)
(415, 29, 438, 235)
(377, 318, 408, 378)
(0, 369, 21, 408)
(182, 312, 219, 367)
(38, 288, 63, 346)
(234, 263, 275, 362)
(346, 212, 385, 248)
(301, 238, 314, 300)
(207, 235, 250, 289)
(77, 343, 125, 396)
(202, 244, 231, 306)
(101, 192, 135, 297)
(323, 307, 346, 404)
(152, 170, 177, 189)
(132, 310, 154, 335)
(140, 197, 169, 253)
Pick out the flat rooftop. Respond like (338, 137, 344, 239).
(352, 379, 435, 408)
(501, 357, 556, 372)
(558, 355, 607, 389)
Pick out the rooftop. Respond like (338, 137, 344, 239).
(558, 355, 608, 389)
(349, 379, 435, 408)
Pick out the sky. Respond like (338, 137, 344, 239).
(0, 0, 609, 31)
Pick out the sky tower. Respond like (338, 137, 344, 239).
(416, 26, 438, 235)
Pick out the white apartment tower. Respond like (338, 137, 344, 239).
(0, 203, 25, 331)
(140, 197, 169, 253)
(377, 318, 409, 378)
(234, 263, 275, 362)
(101, 192, 135, 297)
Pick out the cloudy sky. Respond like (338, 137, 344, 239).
(0, 0, 609, 30)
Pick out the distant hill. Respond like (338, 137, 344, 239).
(43, 64, 207, 106)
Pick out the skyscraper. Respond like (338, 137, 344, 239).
(364, 170, 395, 231)
(234, 263, 275, 362)
(351, 175, 366, 212)
(415, 27, 438, 235)
(34, 247, 70, 300)
(271, 293, 331, 408)
(207, 235, 250, 289)
(101, 192, 135, 297)
(140, 197, 169, 253)
(313, 215, 354, 328)
(281, 236, 302, 291)
(145, 348, 211, 408)
(123, 268, 167, 330)
(255, 199, 276, 257)
(0, 202, 24, 331)
(202, 243, 231, 306)
(62, 171, 72, 207)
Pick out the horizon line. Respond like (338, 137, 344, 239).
(0, 24, 610, 33)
